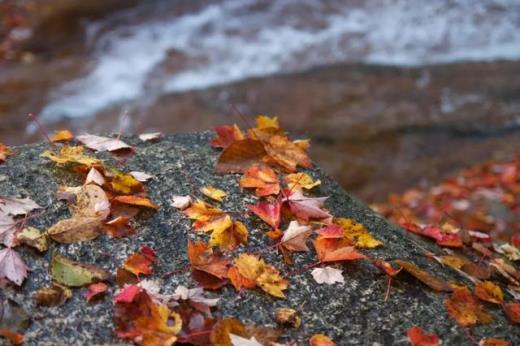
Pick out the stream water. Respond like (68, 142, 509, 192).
(39, 0, 520, 122)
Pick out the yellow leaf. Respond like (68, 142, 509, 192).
(284, 172, 321, 191)
(474, 281, 504, 304)
(109, 170, 143, 194)
(209, 220, 248, 251)
(234, 253, 287, 298)
(256, 115, 279, 129)
(50, 130, 74, 142)
(41, 145, 100, 167)
(335, 218, 382, 248)
(200, 185, 227, 202)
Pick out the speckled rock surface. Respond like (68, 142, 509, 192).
(1, 132, 518, 345)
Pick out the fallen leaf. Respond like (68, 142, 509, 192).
(256, 115, 279, 129)
(215, 139, 267, 174)
(32, 283, 72, 306)
(85, 167, 105, 185)
(239, 164, 280, 197)
(104, 216, 135, 238)
(281, 221, 312, 252)
(0, 196, 40, 216)
(0, 143, 12, 163)
(170, 195, 192, 210)
(187, 241, 230, 280)
(210, 318, 247, 346)
(309, 334, 335, 346)
(108, 170, 143, 194)
(394, 260, 452, 292)
(406, 326, 439, 346)
(229, 334, 262, 346)
(494, 243, 520, 261)
(50, 253, 109, 287)
(315, 224, 347, 239)
(0, 248, 28, 286)
(335, 218, 382, 248)
(48, 216, 104, 243)
(445, 287, 492, 326)
(246, 200, 281, 229)
(211, 124, 245, 149)
(311, 267, 344, 285)
(284, 172, 321, 191)
(184, 199, 228, 230)
(504, 303, 520, 324)
(77, 134, 131, 152)
(200, 185, 227, 202)
(228, 266, 256, 291)
(210, 220, 248, 251)
(69, 184, 110, 219)
(114, 285, 181, 345)
(479, 338, 510, 346)
(263, 134, 311, 172)
(274, 307, 301, 328)
(0, 298, 29, 345)
(139, 132, 162, 141)
(85, 282, 108, 302)
(0, 212, 16, 247)
(50, 129, 74, 142)
(112, 195, 158, 209)
(233, 253, 288, 298)
(41, 145, 100, 168)
(313, 237, 366, 263)
(122, 246, 157, 277)
(17, 226, 48, 252)
(474, 281, 504, 304)
(129, 171, 153, 182)
(283, 190, 331, 222)
(373, 260, 402, 277)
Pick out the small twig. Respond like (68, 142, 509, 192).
(28, 113, 54, 147)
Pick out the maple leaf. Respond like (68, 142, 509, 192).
(122, 246, 157, 277)
(50, 253, 109, 287)
(335, 218, 382, 248)
(170, 195, 192, 210)
(282, 190, 332, 222)
(0, 197, 40, 216)
(50, 129, 74, 142)
(284, 172, 321, 191)
(114, 285, 182, 345)
(246, 200, 281, 229)
(112, 195, 158, 209)
(41, 145, 100, 168)
(187, 241, 230, 281)
(209, 220, 248, 251)
(504, 303, 520, 324)
(0, 247, 28, 286)
(239, 163, 280, 197)
(474, 281, 504, 304)
(406, 326, 439, 346)
(227, 266, 256, 291)
(313, 237, 366, 263)
(139, 132, 162, 142)
(77, 134, 131, 152)
(215, 139, 267, 174)
(85, 282, 108, 302)
(256, 115, 279, 129)
(263, 134, 311, 172)
(233, 253, 288, 298)
(200, 185, 227, 202)
(107, 170, 144, 194)
(0, 212, 17, 247)
(309, 334, 335, 346)
(315, 224, 344, 238)
(281, 221, 312, 252)
(0, 143, 13, 163)
(33, 283, 72, 306)
(184, 199, 228, 230)
(311, 267, 344, 285)
(445, 287, 492, 326)
(85, 167, 105, 185)
(394, 260, 452, 292)
(105, 216, 135, 238)
(211, 124, 245, 148)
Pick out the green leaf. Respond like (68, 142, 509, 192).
(50, 253, 109, 287)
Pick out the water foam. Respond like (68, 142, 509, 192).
(40, 0, 520, 120)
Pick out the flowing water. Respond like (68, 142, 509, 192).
(39, 0, 520, 121)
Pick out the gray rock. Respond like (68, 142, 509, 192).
(1, 132, 518, 345)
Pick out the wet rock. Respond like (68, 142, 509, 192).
(1, 133, 518, 345)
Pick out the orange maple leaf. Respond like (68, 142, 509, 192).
(239, 163, 280, 197)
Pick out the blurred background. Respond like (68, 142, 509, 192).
(1, 0, 519, 202)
